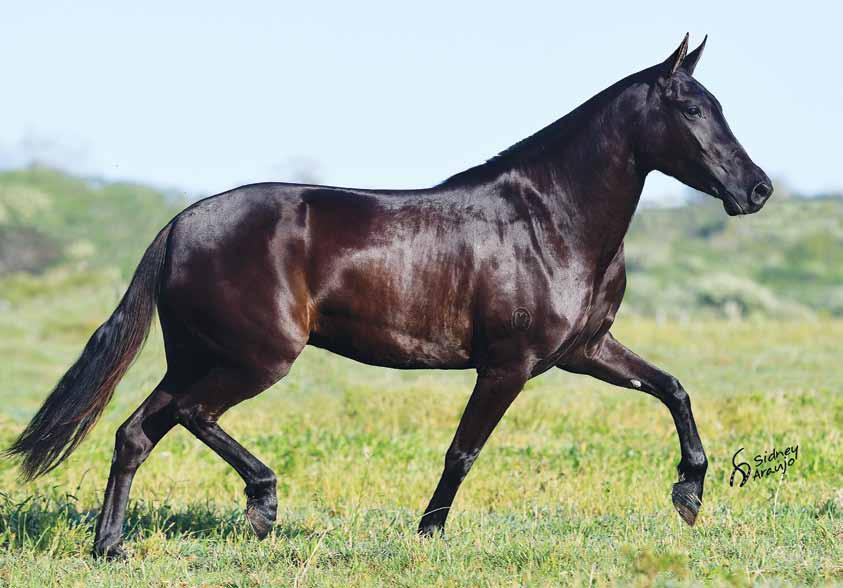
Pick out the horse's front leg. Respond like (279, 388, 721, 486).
(562, 332, 708, 525)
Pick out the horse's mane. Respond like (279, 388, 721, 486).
(438, 68, 651, 187)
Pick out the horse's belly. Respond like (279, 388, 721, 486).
(308, 313, 473, 370)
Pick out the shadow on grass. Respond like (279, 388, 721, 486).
(0, 491, 313, 553)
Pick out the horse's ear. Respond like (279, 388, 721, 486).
(682, 35, 707, 75)
(661, 33, 689, 77)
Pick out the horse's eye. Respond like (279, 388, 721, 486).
(686, 105, 702, 118)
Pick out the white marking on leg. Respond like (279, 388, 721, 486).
(452, 448, 480, 481)
(456, 448, 479, 469)
(630, 379, 642, 389)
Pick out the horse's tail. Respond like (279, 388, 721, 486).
(5, 224, 173, 480)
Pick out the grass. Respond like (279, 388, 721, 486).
(0, 274, 841, 586)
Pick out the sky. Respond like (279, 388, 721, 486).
(1, 2, 841, 204)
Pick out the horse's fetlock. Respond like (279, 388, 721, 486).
(680, 453, 708, 478)
(246, 474, 277, 499)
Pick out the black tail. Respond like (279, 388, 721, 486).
(5, 224, 173, 480)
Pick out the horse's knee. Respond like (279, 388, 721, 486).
(663, 376, 690, 407)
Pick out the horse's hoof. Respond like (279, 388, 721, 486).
(671, 480, 703, 526)
(92, 542, 128, 561)
(417, 520, 445, 537)
(246, 498, 277, 540)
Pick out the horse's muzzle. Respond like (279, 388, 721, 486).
(723, 170, 773, 215)
(748, 180, 773, 211)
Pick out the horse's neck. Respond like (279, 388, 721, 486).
(527, 109, 646, 258)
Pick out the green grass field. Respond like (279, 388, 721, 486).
(0, 272, 840, 587)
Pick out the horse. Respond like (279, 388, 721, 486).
(6, 34, 772, 558)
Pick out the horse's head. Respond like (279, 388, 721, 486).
(639, 35, 772, 215)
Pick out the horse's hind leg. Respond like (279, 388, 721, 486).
(93, 382, 177, 559)
(172, 364, 292, 539)
(418, 366, 527, 535)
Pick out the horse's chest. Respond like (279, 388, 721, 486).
(518, 258, 626, 372)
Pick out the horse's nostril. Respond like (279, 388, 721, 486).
(750, 182, 772, 205)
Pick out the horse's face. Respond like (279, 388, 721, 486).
(644, 36, 772, 216)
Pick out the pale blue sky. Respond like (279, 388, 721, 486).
(1, 2, 840, 203)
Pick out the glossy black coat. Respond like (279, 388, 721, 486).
(8, 35, 772, 557)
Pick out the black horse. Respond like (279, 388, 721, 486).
(7, 35, 771, 558)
